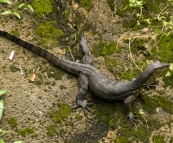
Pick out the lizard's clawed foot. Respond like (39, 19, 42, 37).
(124, 112, 138, 124)
(73, 100, 92, 115)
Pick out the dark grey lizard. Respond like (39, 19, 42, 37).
(0, 30, 170, 122)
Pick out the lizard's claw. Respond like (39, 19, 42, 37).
(124, 112, 138, 124)
(73, 100, 92, 115)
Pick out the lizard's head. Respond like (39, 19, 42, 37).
(136, 61, 170, 87)
(152, 61, 170, 72)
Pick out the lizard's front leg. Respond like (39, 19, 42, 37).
(73, 74, 91, 114)
(124, 94, 138, 123)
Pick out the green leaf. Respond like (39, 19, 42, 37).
(169, 63, 173, 70)
(0, 139, 5, 143)
(13, 141, 23, 143)
(0, 90, 7, 96)
(13, 12, 20, 19)
(26, 5, 34, 12)
(163, 21, 169, 26)
(165, 71, 171, 77)
(0, 128, 9, 137)
(145, 18, 151, 25)
(0, 100, 4, 119)
(139, 109, 145, 115)
(0, 0, 11, 4)
(1, 10, 13, 15)
(18, 3, 25, 9)
(18, 3, 33, 12)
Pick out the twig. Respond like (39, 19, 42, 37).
(157, 5, 169, 21)
(116, 30, 131, 50)
(18, 65, 24, 75)
(128, 37, 143, 72)
(11, 0, 18, 3)
(68, 46, 75, 61)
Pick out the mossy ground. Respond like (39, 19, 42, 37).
(114, 137, 130, 143)
(79, 0, 92, 11)
(50, 102, 70, 123)
(34, 21, 64, 49)
(8, 117, 18, 129)
(47, 103, 71, 136)
(141, 95, 173, 114)
(10, 29, 20, 37)
(152, 135, 165, 143)
(32, 0, 53, 18)
(45, 65, 65, 80)
(157, 33, 173, 63)
(18, 127, 35, 137)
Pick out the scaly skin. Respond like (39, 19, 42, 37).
(0, 30, 170, 123)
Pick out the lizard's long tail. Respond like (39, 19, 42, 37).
(0, 30, 83, 76)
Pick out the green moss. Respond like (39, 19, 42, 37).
(92, 40, 121, 57)
(35, 79, 43, 85)
(94, 100, 124, 127)
(65, 120, 73, 126)
(114, 137, 130, 143)
(10, 65, 18, 72)
(107, 0, 115, 11)
(146, 118, 164, 129)
(170, 137, 173, 142)
(50, 103, 70, 123)
(47, 124, 58, 137)
(35, 21, 64, 49)
(120, 68, 140, 80)
(59, 85, 66, 90)
(162, 72, 173, 87)
(79, 0, 92, 11)
(46, 66, 65, 80)
(32, 0, 53, 17)
(75, 114, 82, 120)
(116, 46, 122, 53)
(157, 34, 173, 63)
(152, 135, 164, 143)
(8, 117, 18, 129)
(105, 57, 118, 73)
(118, 127, 151, 142)
(142, 95, 173, 114)
(109, 118, 117, 128)
(74, 16, 82, 25)
(102, 42, 117, 55)
(63, 10, 70, 21)
(18, 128, 34, 137)
(100, 116, 108, 123)
(51, 81, 56, 86)
(10, 29, 20, 37)
(130, 38, 147, 53)
(92, 39, 105, 57)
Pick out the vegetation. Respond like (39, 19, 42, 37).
(0, 90, 22, 142)
(34, 21, 64, 49)
(79, 0, 92, 11)
(0, 0, 33, 19)
(32, 0, 53, 17)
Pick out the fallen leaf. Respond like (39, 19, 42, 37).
(29, 73, 36, 82)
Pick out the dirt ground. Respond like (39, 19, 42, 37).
(0, 0, 173, 143)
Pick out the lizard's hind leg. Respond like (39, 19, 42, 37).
(74, 74, 92, 114)
(80, 35, 93, 65)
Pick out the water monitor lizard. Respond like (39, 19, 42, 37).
(0, 30, 170, 123)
